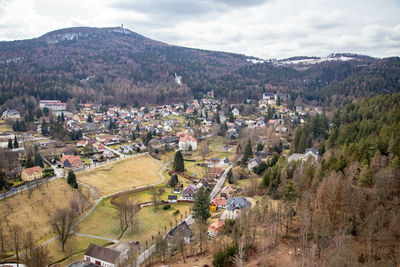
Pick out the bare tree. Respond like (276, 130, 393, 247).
(199, 141, 209, 161)
(22, 231, 51, 267)
(10, 224, 22, 260)
(155, 234, 168, 263)
(49, 208, 76, 252)
(115, 197, 139, 235)
(172, 227, 187, 263)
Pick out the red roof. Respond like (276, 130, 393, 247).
(24, 166, 42, 175)
(61, 155, 82, 165)
(212, 197, 227, 207)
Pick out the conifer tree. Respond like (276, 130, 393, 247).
(173, 150, 185, 172)
(8, 138, 12, 149)
(67, 170, 78, 188)
(13, 135, 18, 148)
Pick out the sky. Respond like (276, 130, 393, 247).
(0, 0, 399, 59)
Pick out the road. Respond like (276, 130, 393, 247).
(135, 164, 232, 267)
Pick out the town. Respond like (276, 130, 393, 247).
(0, 89, 327, 266)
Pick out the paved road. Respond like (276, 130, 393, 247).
(135, 164, 232, 267)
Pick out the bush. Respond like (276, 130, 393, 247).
(163, 204, 171, 210)
(173, 210, 180, 216)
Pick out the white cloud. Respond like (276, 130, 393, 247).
(0, 0, 399, 59)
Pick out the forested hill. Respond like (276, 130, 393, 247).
(261, 93, 400, 265)
(0, 26, 399, 109)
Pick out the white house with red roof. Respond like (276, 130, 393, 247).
(176, 132, 197, 151)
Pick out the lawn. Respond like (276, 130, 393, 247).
(0, 119, 12, 132)
(46, 235, 111, 266)
(76, 154, 163, 197)
(78, 198, 192, 246)
(0, 179, 93, 254)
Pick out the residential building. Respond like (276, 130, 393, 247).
(168, 195, 178, 203)
(288, 148, 319, 162)
(220, 185, 234, 199)
(208, 167, 223, 179)
(39, 100, 66, 111)
(166, 221, 193, 245)
(208, 220, 224, 237)
(182, 184, 198, 201)
(1, 109, 20, 120)
(61, 155, 84, 169)
(222, 197, 252, 220)
(84, 243, 121, 267)
(247, 158, 262, 171)
(21, 166, 43, 181)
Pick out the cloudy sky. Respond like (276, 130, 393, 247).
(0, 0, 399, 59)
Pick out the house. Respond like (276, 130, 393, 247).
(263, 92, 276, 100)
(166, 221, 193, 245)
(199, 179, 211, 190)
(21, 166, 43, 181)
(39, 100, 66, 111)
(173, 187, 181, 194)
(218, 157, 230, 166)
(305, 148, 319, 160)
(288, 148, 319, 162)
(247, 158, 261, 171)
(208, 167, 223, 179)
(178, 134, 197, 152)
(211, 197, 227, 210)
(220, 185, 234, 199)
(232, 108, 240, 116)
(255, 151, 270, 159)
(2, 109, 20, 120)
(222, 197, 252, 220)
(76, 140, 86, 147)
(210, 158, 219, 164)
(61, 155, 84, 169)
(103, 150, 114, 158)
(84, 243, 121, 267)
(208, 220, 224, 237)
(168, 195, 178, 203)
(182, 184, 198, 201)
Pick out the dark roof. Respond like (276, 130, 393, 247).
(168, 195, 178, 200)
(85, 243, 121, 264)
(200, 179, 210, 189)
(255, 151, 270, 158)
(226, 197, 252, 211)
(166, 221, 193, 240)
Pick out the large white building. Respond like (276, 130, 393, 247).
(39, 100, 67, 111)
(176, 132, 197, 151)
(1, 109, 20, 120)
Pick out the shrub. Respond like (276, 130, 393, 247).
(173, 210, 180, 216)
(163, 204, 171, 210)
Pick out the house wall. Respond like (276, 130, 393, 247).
(21, 171, 42, 181)
(85, 255, 116, 267)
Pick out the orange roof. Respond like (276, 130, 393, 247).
(61, 155, 82, 165)
(208, 220, 224, 232)
(212, 197, 227, 207)
(24, 166, 42, 175)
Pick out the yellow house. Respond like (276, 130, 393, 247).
(21, 166, 43, 181)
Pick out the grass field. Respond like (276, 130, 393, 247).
(0, 119, 12, 132)
(46, 235, 110, 266)
(0, 179, 92, 254)
(76, 154, 162, 197)
(78, 198, 192, 246)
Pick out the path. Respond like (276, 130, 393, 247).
(135, 164, 232, 267)
(73, 154, 167, 229)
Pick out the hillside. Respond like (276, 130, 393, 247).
(255, 93, 400, 265)
(0, 26, 399, 108)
